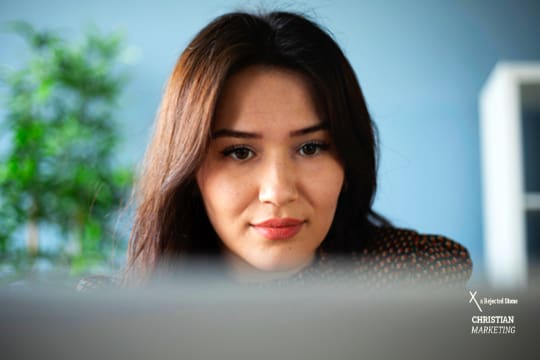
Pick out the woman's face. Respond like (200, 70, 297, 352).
(196, 66, 344, 278)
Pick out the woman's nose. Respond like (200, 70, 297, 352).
(258, 156, 298, 207)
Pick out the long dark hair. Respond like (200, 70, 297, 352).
(127, 11, 389, 278)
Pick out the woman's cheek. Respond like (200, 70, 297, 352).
(302, 157, 344, 191)
(208, 166, 253, 212)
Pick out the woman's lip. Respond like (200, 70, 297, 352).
(251, 218, 304, 240)
(252, 218, 304, 227)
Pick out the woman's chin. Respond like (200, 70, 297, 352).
(246, 255, 314, 276)
(223, 248, 315, 282)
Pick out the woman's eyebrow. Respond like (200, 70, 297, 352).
(212, 129, 262, 139)
(212, 123, 328, 139)
(289, 123, 328, 137)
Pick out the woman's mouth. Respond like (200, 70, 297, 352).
(251, 218, 304, 240)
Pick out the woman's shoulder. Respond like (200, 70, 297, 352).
(325, 226, 473, 287)
(366, 226, 471, 260)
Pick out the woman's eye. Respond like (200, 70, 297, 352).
(298, 141, 329, 157)
(222, 146, 255, 160)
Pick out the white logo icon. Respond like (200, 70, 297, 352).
(469, 290, 483, 312)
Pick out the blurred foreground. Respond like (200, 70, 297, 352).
(1, 264, 539, 360)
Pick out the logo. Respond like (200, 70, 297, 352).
(469, 290, 482, 312)
(468, 290, 518, 335)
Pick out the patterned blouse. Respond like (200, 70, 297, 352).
(283, 226, 472, 287)
(77, 227, 473, 291)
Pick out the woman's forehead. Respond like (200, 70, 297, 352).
(213, 66, 321, 132)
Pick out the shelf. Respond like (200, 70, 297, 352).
(525, 193, 540, 211)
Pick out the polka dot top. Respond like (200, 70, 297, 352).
(286, 226, 473, 288)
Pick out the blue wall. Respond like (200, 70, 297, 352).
(2, 0, 540, 279)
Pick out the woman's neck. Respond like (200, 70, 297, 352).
(222, 250, 315, 284)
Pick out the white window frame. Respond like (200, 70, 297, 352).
(480, 62, 540, 289)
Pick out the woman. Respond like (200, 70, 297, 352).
(79, 11, 472, 290)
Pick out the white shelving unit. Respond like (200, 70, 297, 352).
(479, 62, 540, 289)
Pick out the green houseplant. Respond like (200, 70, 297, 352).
(0, 22, 133, 278)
